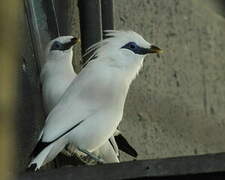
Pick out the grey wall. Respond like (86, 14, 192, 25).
(113, 0, 225, 161)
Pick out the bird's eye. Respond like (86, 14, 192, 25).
(55, 43, 60, 48)
(127, 42, 138, 50)
(54, 42, 62, 49)
(121, 42, 139, 52)
(129, 44, 136, 49)
(51, 41, 62, 50)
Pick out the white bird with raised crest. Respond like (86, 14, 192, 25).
(29, 30, 162, 170)
(38, 36, 137, 167)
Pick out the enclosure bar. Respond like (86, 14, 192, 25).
(24, 0, 59, 67)
(42, 0, 60, 38)
(101, 0, 114, 35)
(24, 0, 44, 69)
(53, 0, 75, 36)
(78, 0, 102, 60)
(19, 152, 225, 180)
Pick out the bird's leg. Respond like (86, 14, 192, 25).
(61, 145, 73, 157)
(62, 144, 79, 157)
(78, 148, 104, 164)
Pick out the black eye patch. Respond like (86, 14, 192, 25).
(51, 41, 64, 51)
(50, 39, 76, 51)
(122, 42, 137, 51)
(121, 42, 150, 55)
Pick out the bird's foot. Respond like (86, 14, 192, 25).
(78, 148, 104, 164)
(61, 149, 74, 157)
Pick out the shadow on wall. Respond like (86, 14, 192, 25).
(151, 95, 225, 154)
(196, 0, 225, 18)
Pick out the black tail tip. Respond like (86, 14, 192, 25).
(115, 134, 138, 158)
(26, 163, 37, 172)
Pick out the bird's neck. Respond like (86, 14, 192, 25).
(49, 54, 74, 74)
(124, 59, 143, 84)
(41, 54, 75, 85)
(103, 58, 143, 109)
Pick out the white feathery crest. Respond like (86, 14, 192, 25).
(82, 40, 106, 65)
(82, 30, 141, 67)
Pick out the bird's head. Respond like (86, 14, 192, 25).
(45, 36, 79, 60)
(85, 30, 162, 68)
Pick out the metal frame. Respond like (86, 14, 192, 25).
(19, 153, 225, 179)
(24, 0, 60, 67)
(78, 0, 102, 61)
(101, 0, 114, 33)
(78, 0, 114, 61)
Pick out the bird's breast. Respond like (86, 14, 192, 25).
(78, 70, 129, 109)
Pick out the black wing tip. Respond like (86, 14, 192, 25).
(115, 134, 138, 158)
(29, 120, 85, 158)
(126, 146, 138, 158)
(29, 141, 50, 158)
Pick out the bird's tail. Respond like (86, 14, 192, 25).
(28, 138, 66, 171)
(115, 134, 138, 158)
(28, 143, 54, 171)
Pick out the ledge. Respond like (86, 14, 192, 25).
(19, 152, 225, 180)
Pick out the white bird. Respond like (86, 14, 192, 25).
(29, 30, 162, 170)
(40, 36, 79, 113)
(39, 35, 122, 164)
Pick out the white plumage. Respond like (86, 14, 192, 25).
(29, 30, 161, 170)
(39, 36, 120, 166)
(40, 36, 76, 113)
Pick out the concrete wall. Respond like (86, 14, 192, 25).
(113, 0, 225, 161)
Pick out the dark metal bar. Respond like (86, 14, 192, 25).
(24, 0, 61, 67)
(24, 0, 60, 67)
(24, 0, 46, 68)
(53, 0, 70, 35)
(19, 153, 225, 180)
(42, 0, 60, 38)
(78, 0, 102, 60)
(101, 0, 114, 34)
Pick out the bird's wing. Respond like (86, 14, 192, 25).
(30, 119, 84, 158)
(41, 90, 100, 143)
(41, 60, 110, 143)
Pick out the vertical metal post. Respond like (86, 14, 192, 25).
(42, 0, 60, 38)
(53, 0, 70, 35)
(78, 0, 102, 61)
(101, 0, 114, 34)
